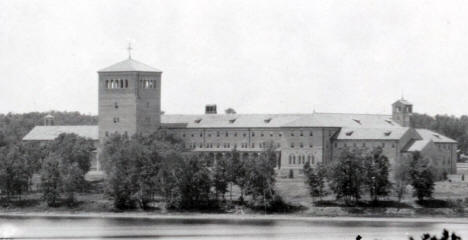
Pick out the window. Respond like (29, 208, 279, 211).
(182, 133, 186, 137)
(300, 143, 304, 148)
(105, 131, 109, 137)
(114, 102, 118, 109)
(392, 143, 396, 148)
(243, 133, 247, 137)
(120, 79, 124, 88)
(252, 132, 255, 137)
(105, 80, 109, 88)
(291, 132, 294, 136)
(208, 134, 211, 137)
(125, 79, 128, 88)
(234, 132, 238, 137)
(225, 132, 229, 137)
(290, 142, 295, 148)
(334, 143, 337, 148)
(252, 143, 255, 148)
(293, 155, 296, 164)
(200, 132, 203, 137)
(300, 131, 303, 136)
(310, 131, 313, 136)
(113, 117, 119, 123)
(310, 143, 313, 148)
(261, 132, 264, 137)
(217, 131, 220, 137)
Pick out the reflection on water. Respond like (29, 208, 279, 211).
(0, 216, 467, 240)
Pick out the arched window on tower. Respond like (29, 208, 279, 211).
(120, 79, 123, 88)
(125, 79, 128, 88)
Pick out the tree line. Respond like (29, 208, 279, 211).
(303, 147, 437, 204)
(100, 132, 281, 210)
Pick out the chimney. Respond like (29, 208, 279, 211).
(205, 104, 217, 114)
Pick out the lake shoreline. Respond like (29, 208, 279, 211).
(1, 210, 468, 223)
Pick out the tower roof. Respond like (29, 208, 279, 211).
(99, 58, 162, 73)
(393, 98, 412, 105)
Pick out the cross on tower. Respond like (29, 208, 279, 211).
(127, 43, 133, 59)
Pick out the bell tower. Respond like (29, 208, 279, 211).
(392, 98, 412, 127)
(98, 53, 162, 142)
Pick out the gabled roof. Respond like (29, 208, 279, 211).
(335, 127, 410, 140)
(99, 58, 162, 73)
(23, 126, 98, 141)
(406, 139, 432, 152)
(160, 113, 400, 129)
(416, 129, 457, 143)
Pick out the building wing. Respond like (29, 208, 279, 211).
(23, 126, 98, 141)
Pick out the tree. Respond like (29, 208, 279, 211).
(0, 146, 29, 201)
(244, 142, 277, 210)
(393, 154, 412, 203)
(213, 155, 229, 201)
(172, 154, 212, 209)
(40, 153, 62, 207)
(363, 147, 392, 201)
(100, 134, 135, 209)
(46, 133, 94, 204)
(303, 162, 327, 201)
(409, 152, 435, 201)
(226, 148, 242, 202)
(329, 149, 365, 203)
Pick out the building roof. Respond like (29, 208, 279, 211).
(23, 126, 98, 141)
(406, 139, 432, 152)
(393, 98, 412, 105)
(416, 129, 457, 143)
(161, 113, 399, 129)
(98, 58, 162, 73)
(335, 127, 410, 140)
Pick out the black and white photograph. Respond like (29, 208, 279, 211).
(1, 0, 468, 239)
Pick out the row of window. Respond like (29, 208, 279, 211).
(334, 142, 396, 149)
(104, 79, 158, 89)
(437, 144, 452, 150)
(140, 79, 157, 89)
(187, 142, 282, 149)
(105, 79, 129, 89)
(288, 155, 315, 165)
(181, 130, 325, 138)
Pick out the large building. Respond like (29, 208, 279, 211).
(23, 57, 458, 177)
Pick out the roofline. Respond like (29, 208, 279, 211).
(98, 70, 162, 73)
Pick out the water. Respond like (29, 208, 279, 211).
(0, 215, 467, 240)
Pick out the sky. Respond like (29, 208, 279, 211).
(1, 0, 468, 116)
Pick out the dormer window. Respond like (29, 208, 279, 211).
(385, 120, 394, 125)
(264, 118, 272, 123)
(352, 119, 361, 125)
(194, 118, 202, 123)
(384, 130, 392, 136)
(229, 118, 236, 123)
(345, 131, 353, 136)
(433, 134, 441, 139)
